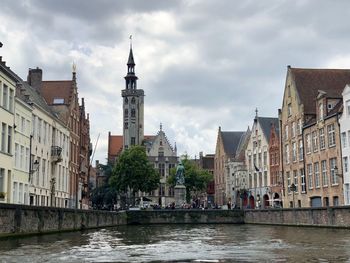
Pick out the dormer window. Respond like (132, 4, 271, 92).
(319, 103, 323, 121)
(53, 98, 64, 104)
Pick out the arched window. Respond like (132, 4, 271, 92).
(125, 97, 128, 103)
(124, 109, 128, 116)
(131, 97, 136, 104)
(131, 109, 136, 118)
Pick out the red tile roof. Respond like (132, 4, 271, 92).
(108, 135, 123, 161)
(41, 80, 73, 105)
(290, 67, 350, 114)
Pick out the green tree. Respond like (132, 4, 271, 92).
(109, 145, 160, 206)
(168, 155, 213, 203)
(90, 162, 118, 210)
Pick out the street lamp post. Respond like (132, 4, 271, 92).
(290, 183, 297, 208)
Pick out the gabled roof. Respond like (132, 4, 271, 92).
(221, 131, 245, 156)
(290, 67, 350, 114)
(235, 128, 251, 161)
(108, 135, 123, 159)
(258, 117, 279, 142)
(41, 80, 73, 105)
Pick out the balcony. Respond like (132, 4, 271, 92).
(51, 146, 62, 163)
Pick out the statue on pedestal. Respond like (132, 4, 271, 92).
(175, 161, 185, 185)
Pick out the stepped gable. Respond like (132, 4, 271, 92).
(290, 67, 350, 115)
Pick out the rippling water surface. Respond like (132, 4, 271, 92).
(1, 224, 350, 262)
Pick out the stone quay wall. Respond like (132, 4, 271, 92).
(0, 203, 127, 238)
(244, 206, 350, 228)
(126, 209, 245, 225)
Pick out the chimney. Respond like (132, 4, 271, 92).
(27, 67, 43, 93)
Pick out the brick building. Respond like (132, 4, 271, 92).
(280, 67, 350, 207)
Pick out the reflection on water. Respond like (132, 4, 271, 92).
(0, 224, 350, 262)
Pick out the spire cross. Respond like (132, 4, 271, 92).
(255, 108, 258, 118)
(129, 35, 132, 49)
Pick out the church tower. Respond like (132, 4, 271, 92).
(121, 42, 144, 149)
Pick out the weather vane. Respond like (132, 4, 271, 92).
(129, 35, 132, 48)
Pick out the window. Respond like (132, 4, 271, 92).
(344, 157, 349, 174)
(288, 103, 292, 116)
(2, 85, 8, 109)
(13, 182, 18, 203)
(159, 163, 165, 177)
(38, 118, 42, 143)
(298, 119, 302, 135)
(321, 160, 328, 186)
(307, 164, 313, 189)
(342, 132, 347, 148)
(285, 125, 289, 140)
(258, 153, 262, 168)
(314, 162, 320, 188)
(328, 124, 336, 147)
(53, 98, 64, 104)
(263, 151, 267, 166)
(287, 171, 291, 193)
(312, 131, 318, 152)
(124, 109, 128, 117)
(124, 122, 128, 129)
(264, 171, 267, 186)
(0, 168, 4, 193)
(306, 133, 311, 153)
(346, 100, 350, 117)
(7, 126, 12, 154)
(298, 140, 303, 161)
(1, 123, 6, 152)
(258, 172, 262, 187)
(293, 170, 298, 192)
(9, 89, 14, 112)
(25, 148, 29, 171)
(285, 144, 290, 164)
(292, 122, 296, 138)
(319, 128, 325, 150)
(21, 117, 25, 133)
(15, 144, 19, 168)
(292, 142, 296, 162)
(20, 146, 24, 170)
(319, 103, 323, 120)
(42, 159, 46, 187)
(330, 158, 337, 185)
(300, 168, 306, 193)
(131, 97, 135, 104)
(131, 137, 135, 146)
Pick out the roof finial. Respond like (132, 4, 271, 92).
(255, 107, 258, 118)
(72, 61, 76, 73)
(129, 35, 132, 49)
(160, 122, 162, 131)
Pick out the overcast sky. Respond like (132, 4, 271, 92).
(1, 0, 350, 164)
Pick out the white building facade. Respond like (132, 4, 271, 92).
(21, 83, 70, 208)
(340, 84, 350, 205)
(0, 62, 16, 203)
(12, 96, 32, 204)
(245, 115, 278, 208)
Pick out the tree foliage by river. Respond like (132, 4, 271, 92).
(167, 155, 213, 202)
(109, 145, 160, 205)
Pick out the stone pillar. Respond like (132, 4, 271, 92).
(174, 185, 186, 208)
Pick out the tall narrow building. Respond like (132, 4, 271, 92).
(122, 46, 144, 149)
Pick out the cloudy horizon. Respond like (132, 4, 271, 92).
(1, 0, 350, 164)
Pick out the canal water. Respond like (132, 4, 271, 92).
(0, 224, 350, 262)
